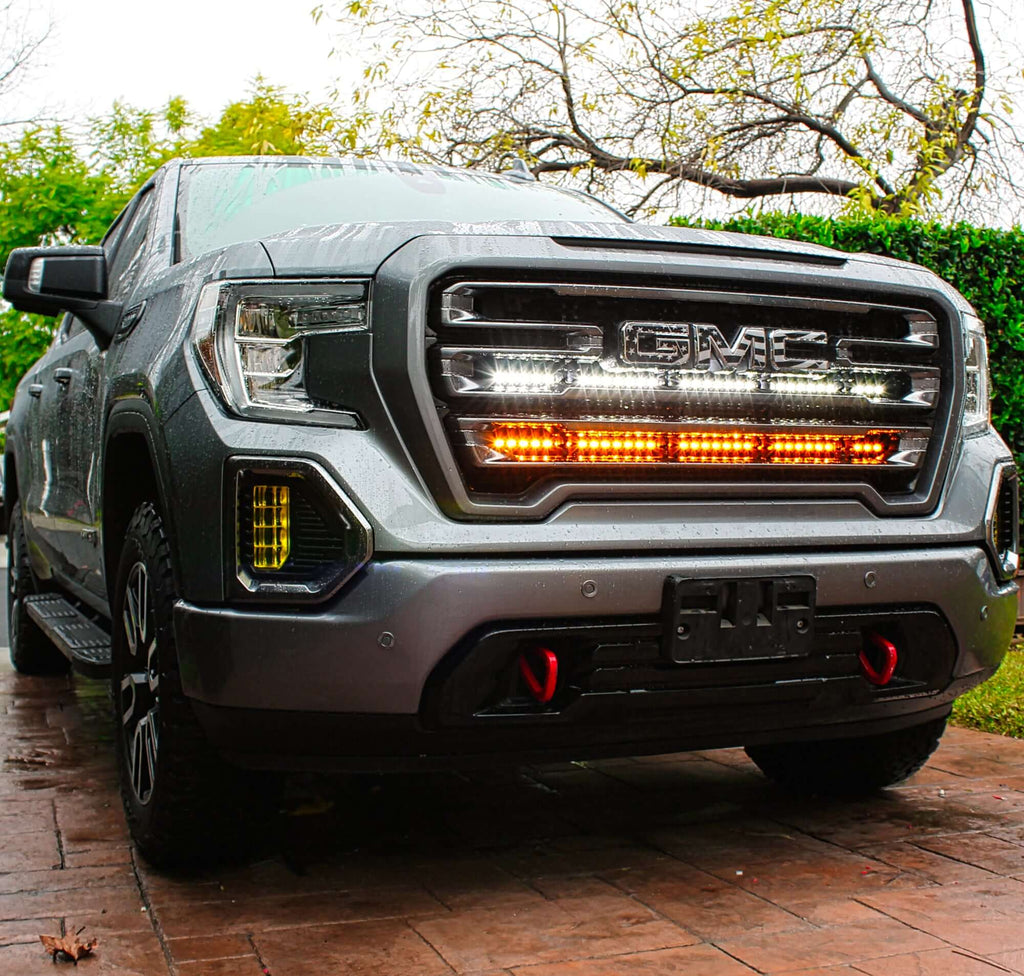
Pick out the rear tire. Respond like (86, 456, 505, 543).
(112, 502, 258, 868)
(745, 715, 948, 796)
(7, 506, 69, 675)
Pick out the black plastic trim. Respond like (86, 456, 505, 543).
(552, 235, 848, 267)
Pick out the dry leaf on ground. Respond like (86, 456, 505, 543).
(40, 930, 99, 963)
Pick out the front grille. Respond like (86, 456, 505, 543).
(426, 274, 950, 502)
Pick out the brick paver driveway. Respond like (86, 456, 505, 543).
(3, 654, 1024, 975)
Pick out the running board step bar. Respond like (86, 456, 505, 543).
(23, 594, 111, 678)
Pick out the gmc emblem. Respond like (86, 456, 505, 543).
(620, 322, 830, 371)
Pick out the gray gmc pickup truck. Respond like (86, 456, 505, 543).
(3, 157, 1018, 865)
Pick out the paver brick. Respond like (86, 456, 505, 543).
(716, 916, 945, 972)
(156, 885, 449, 939)
(412, 880, 697, 972)
(852, 947, 1018, 975)
(176, 957, 266, 975)
(858, 878, 1024, 955)
(914, 831, 1024, 876)
(0, 915, 60, 947)
(600, 860, 811, 939)
(255, 919, 454, 976)
(508, 944, 759, 974)
(859, 840, 1000, 886)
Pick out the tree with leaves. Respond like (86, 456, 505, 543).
(0, 81, 338, 411)
(319, 0, 1021, 219)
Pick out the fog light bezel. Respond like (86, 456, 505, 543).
(985, 461, 1020, 583)
(227, 456, 373, 602)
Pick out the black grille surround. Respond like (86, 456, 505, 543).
(424, 271, 959, 514)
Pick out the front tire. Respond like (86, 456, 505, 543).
(745, 715, 948, 796)
(7, 506, 69, 675)
(112, 502, 253, 868)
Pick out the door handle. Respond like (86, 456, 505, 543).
(29, 383, 44, 398)
(53, 368, 74, 386)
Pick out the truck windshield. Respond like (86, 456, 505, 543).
(176, 160, 626, 261)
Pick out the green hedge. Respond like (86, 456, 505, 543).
(671, 213, 1024, 468)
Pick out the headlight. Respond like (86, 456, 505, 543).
(963, 311, 991, 434)
(191, 279, 370, 425)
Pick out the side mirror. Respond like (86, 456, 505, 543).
(3, 246, 122, 349)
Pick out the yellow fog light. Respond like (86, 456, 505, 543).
(252, 484, 290, 570)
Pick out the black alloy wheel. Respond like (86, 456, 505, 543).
(119, 560, 160, 806)
(112, 502, 265, 867)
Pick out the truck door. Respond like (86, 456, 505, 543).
(45, 319, 106, 594)
(20, 318, 74, 583)
(62, 186, 158, 601)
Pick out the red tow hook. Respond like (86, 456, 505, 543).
(859, 632, 898, 686)
(519, 647, 559, 704)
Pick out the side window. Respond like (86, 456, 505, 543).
(107, 189, 156, 303)
(101, 209, 128, 262)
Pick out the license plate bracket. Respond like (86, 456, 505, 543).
(662, 575, 816, 664)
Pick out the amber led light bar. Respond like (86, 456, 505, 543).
(485, 424, 900, 465)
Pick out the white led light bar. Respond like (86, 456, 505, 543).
(440, 350, 910, 404)
(573, 371, 663, 391)
(769, 376, 841, 396)
(676, 373, 759, 394)
(491, 367, 560, 392)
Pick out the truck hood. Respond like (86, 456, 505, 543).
(256, 219, 849, 277)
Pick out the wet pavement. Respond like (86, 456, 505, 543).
(3, 618, 1024, 974)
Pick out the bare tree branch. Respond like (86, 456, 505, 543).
(0, 1, 51, 127)
(324, 0, 1021, 219)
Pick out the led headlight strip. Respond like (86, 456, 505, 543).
(481, 423, 901, 466)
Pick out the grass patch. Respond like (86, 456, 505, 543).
(951, 639, 1024, 738)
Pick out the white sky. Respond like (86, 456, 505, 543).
(11, 0, 351, 122)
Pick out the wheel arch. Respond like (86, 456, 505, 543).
(3, 406, 31, 532)
(103, 401, 182, 596)
(3, 448, 17, 532)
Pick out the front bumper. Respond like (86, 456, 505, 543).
(174, 543, 1016, 766)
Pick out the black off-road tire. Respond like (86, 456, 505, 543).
(7, 506, 69, 675)
(745, 715, 948, 796)
(112, 502, 259, 869)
